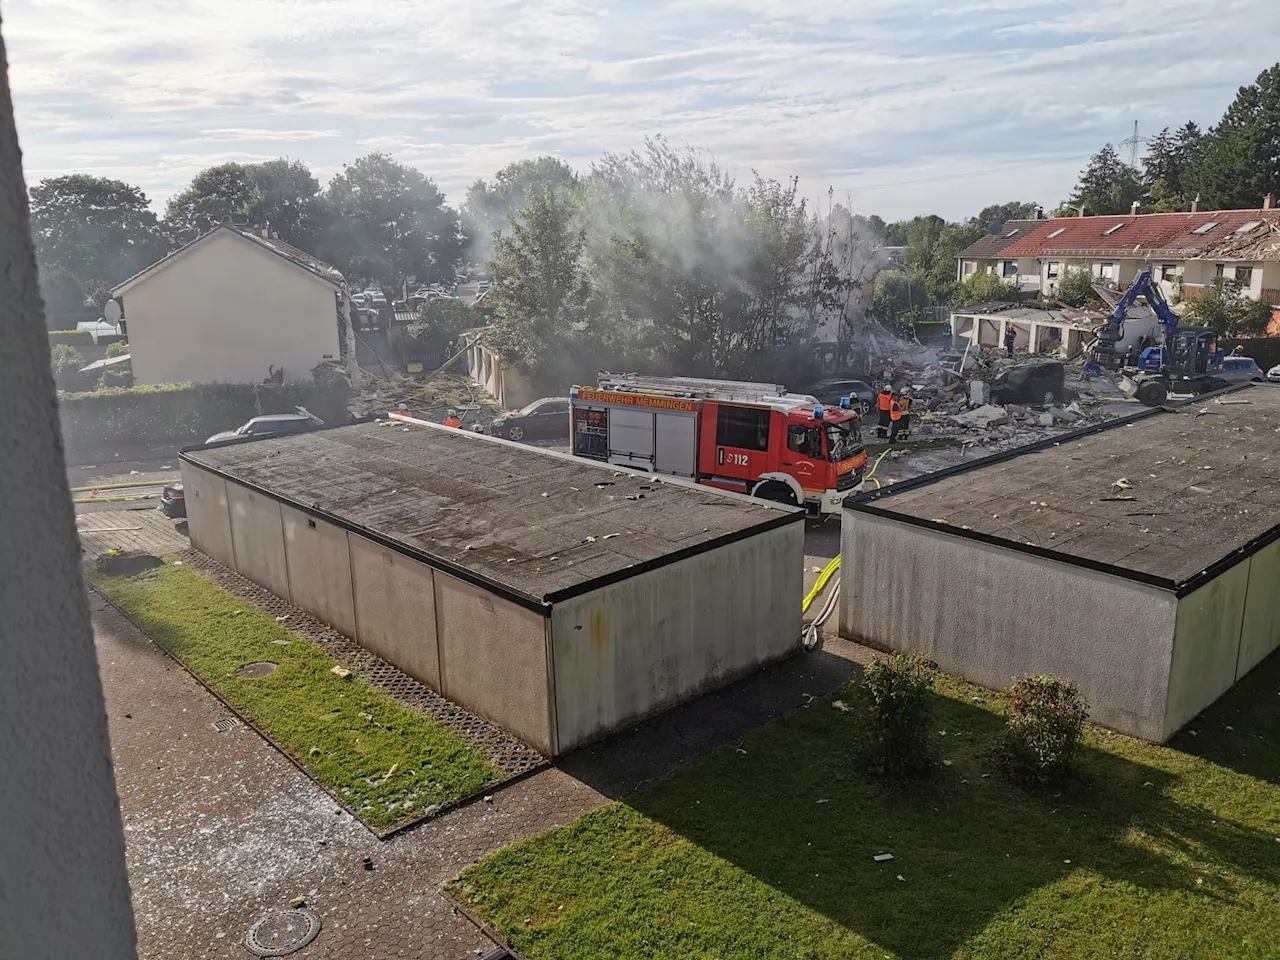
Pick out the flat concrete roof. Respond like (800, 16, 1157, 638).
(849, 385, 1280, 589)
(184, 420, 801, 606)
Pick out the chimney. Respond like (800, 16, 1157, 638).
(1130, 200, 1141, 216)
(1191, 195, 1200, 214)
(1265, 194, 1275, 210)
(1079, 206, 1089, 218)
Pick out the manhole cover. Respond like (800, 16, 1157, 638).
(212, 716, 241, 733)
(244, 907, 321, 957)
(236, 661, 279, 679)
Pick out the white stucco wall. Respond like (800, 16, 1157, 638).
(121, 230, 339, 385)
(840, 511, 1180, 740)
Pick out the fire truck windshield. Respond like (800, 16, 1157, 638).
(825, 420, 860, 462)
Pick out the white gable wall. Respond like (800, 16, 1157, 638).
(122, 230, 339, 384)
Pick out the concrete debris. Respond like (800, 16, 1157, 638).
(954, 405, 1010, 429)
(969, 380, 990, 407)
(1038, 412, 1054, 427)
(873, 853, 895, 862)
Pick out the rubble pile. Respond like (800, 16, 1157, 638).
(347, 371, 500, 423)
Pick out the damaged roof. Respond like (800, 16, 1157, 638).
(849, 385, 1280, 590)
(113, 224, 344, 295)
(183, 420, 801, 606)
(950, 301, 1100, 325)
(1000, 209, 1280, 261)
(957, 220, 1044, 260)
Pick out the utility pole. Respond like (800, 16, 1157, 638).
(1120, 121, 1147, 169)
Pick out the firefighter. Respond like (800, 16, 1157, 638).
(1233, 344, 1246, 356)
(1004, 326, 1017, 358)
(888, 391, 904, 443)
(896, 388, 912, 440)
(875, 383, 894, 439)
(444, 408, 462, 428)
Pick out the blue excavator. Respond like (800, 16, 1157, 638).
(1091, 270, 1225, 406)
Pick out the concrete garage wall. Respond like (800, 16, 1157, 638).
(841, 512, 1179, 740)
(550, 523, 804, 753)
(1164, 561, 1250, 739)
(180, 463, 234, 568)
(434, 574, 554, 756)
(226, 483, 291, 600)
(1237, 537, 1280, 679)
(349, 535, 442, 690)
(280, 505, 357, 639)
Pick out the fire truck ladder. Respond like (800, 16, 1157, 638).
(597, 371, 791, 404)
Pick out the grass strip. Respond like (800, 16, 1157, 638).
(451, 662, 1280, 959)
(93, 562, 497, 831)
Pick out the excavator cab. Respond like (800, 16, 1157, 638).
(1166, 327, 1220, 378)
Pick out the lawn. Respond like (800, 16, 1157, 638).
(451, 656, 1280, 959)
(93, 562, 496, 832)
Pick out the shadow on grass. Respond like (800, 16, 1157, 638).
(620, 677, 1280, 959)
(1167, 647, 1280, 786)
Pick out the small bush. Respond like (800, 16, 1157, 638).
(850, 653, 938, 778)
(105, 339, 130, 358)
(49, 342, 86, 390)
(1000, 674, 1089, 785)
(49, 329, 93, 346)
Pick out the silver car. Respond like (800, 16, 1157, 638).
(1219, 357, 1265, 384)
(1267, 363, 1280, 383)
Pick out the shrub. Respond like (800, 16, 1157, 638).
(49, 342, 87, 390)
(49, 329, 93, 346)
(1000, 674, 1089, 785)
(850, 653, 938, 778)
(105, 339, 130, 358)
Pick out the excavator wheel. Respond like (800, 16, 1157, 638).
(1135, 380, 1168, 407)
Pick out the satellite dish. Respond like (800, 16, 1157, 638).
(103, 299, 122, 324)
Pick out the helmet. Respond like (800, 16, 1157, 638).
(882, 383, 892, 392)
(901, 388, 911, 395)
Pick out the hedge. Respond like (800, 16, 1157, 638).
(49, 329, 93, 346)
(58, 380, 350, 462)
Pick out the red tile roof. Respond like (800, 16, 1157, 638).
(999, 208, 1280, 261)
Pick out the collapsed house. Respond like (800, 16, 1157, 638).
(839, 384, 1280, 741)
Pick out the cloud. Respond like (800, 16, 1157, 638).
(4, 0, 1280, 221)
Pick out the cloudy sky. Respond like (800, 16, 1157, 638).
(5, 0, 1279, 221)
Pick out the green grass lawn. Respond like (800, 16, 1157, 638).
(93, 562, 496, 832)
(451, 657, 1280, 959)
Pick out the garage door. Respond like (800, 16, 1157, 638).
(654, 412, 697, 476)
(608, 407, 654, 469)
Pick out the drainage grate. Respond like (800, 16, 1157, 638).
(244, 907, 322, 957)
(212, 716, 241, 733)
(478, 949, 516, 960)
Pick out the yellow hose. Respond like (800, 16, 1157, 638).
(801, 447, 891, 611)
(70, 478, 177, 492)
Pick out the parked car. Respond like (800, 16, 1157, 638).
(205, 413, 322, 445)
(159, 481, 186, 518)
(803, 379, 877, 415)
(1267, 363, 1280, 383)
(486, 398, 571, 442)
(1219, 357, 1265, 384)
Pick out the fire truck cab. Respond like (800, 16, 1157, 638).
(569, 372, 868, 516)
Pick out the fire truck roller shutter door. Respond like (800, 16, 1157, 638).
(608, 406, 656, 469)
(654, 411, 698, 476)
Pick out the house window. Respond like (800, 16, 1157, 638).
(1093, 262, 1114, 279)
(1046, 227, 1066, 239)
(1002, 261, 1018, 278)
(1161, 264, 1177, 283)
(716, 405, 770, 452)
(786, 424, 823, 458)
(1103, 223, 1126, 236)
(1216, 263, 1225, 278)
(1235, 265, 1254, 287)
(1046, 262, 1061, 280)
(962, 261, 976, 276)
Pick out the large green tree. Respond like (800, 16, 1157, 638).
(970, 201, 1040, 229)
(324, 153, 462, 288)
(1060, 144, 1145, 216)
(28, 174, 165, 308)
(1183, 277, 1274, 336)
(902, 216, 983, 306)
(164, 158, 328, 250)
(462, 156, 578, 266)
(1191, 63, 1280, 210)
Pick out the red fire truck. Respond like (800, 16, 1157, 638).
(568, 373, 868, 515)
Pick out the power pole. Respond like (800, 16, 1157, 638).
(1120, 121, 1147, 169)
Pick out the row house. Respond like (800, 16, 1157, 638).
(957, 204, 1280, 320)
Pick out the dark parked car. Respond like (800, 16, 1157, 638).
(205, 412, 321, 445)
(487, 398, 570, 442)
(804, 379, 877, 415)
(160, 481, 186, 518)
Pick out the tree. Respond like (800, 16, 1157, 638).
(324, 153, 462, 289)
(970, 201, 1040, 229)
(408, 298, 476, 351)
(28, 175, 165, 306)
(953, 269, 1016, 307)
(1191, 63, 1280, 210)
(1182, 277, 1274, 336)
(1145, 124, 1206, 211)
(1055, 267, 1107, 308)
(903, 216, 983, 306)
(487, 185, 592, 385)
(871, 270, 926, 323)
(1060, 144, 1144, 216)
(163, 159, 328, 249)
(462, 157, 578, 266)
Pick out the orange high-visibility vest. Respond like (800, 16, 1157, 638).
(877, 391, 893, 412)
(445, 414, 462, 428)
(889, 399, 903, 422)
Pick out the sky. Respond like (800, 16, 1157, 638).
(5, 0, 1280, 223)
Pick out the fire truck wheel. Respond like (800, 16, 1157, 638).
(754, 480, 799, 507)
(506, 425, 524, 441)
